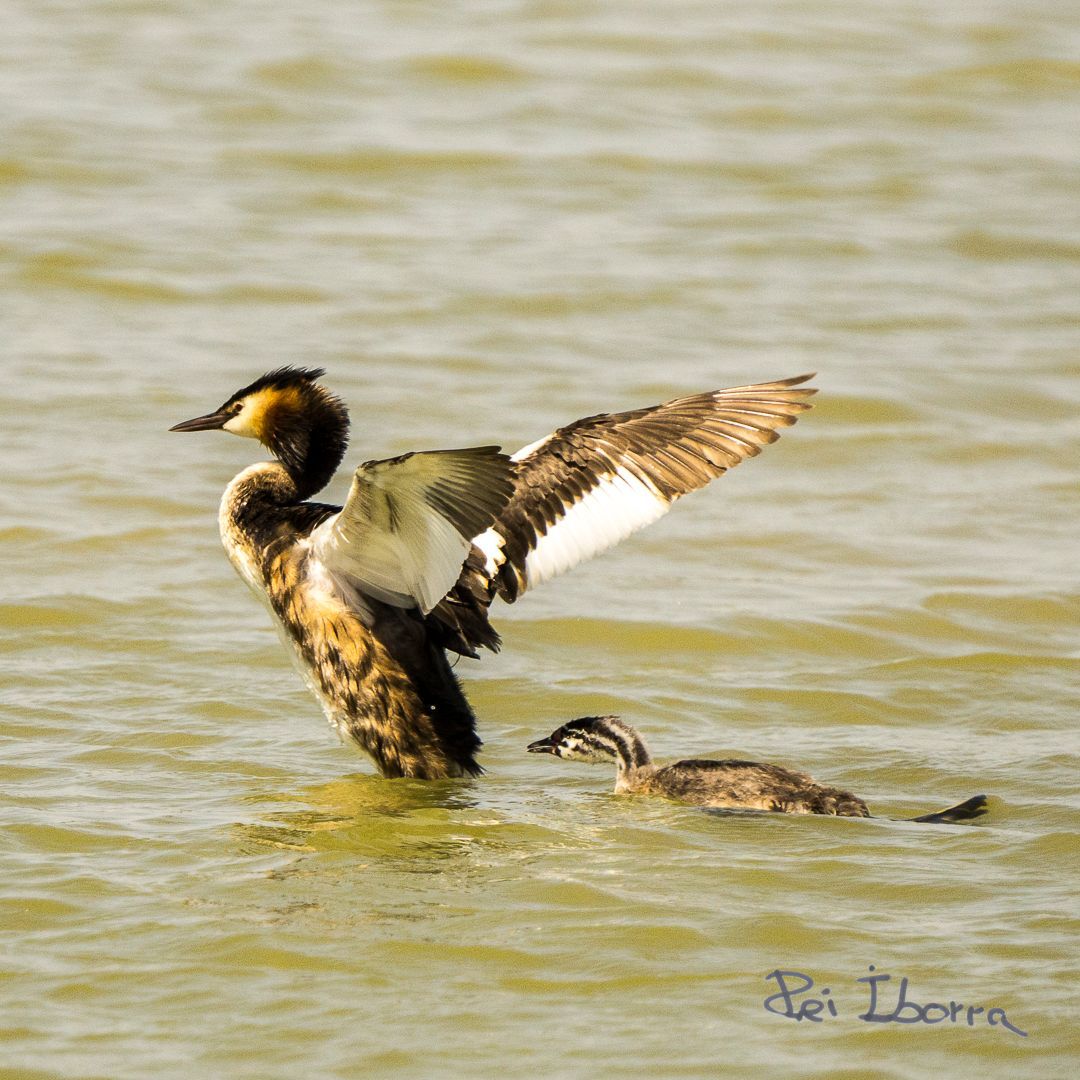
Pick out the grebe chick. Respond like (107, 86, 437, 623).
(171, 367, 816, 779)
(527, 716, 989, 823)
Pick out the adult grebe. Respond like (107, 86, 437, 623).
(171, 367, 815, 778)
(527, 716, 989, 823)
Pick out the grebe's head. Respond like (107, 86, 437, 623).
(170, 366, 339, 441)
(527, 716, 650, 768)
(170, 366, 349, 488)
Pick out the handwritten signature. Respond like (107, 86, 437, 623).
(763, 967, 1027, 1037)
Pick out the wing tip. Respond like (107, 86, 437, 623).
(715, 372, 818, 396)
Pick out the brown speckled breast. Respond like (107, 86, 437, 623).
(219, 462, 481, 778)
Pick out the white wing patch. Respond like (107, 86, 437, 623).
(509, 433, 554, 463)
(520, 466, 670, 591)
(472, 525, 506, 579)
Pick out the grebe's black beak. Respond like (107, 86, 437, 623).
(170, 410, 231, 432)
(526, 736, 557, 754)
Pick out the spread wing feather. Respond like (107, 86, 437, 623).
(474, 374, 816, 601)
(313, 447, 515, 614)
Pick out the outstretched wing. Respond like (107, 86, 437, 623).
(312, 447, 515, 614)
(474, 374, 816, 601)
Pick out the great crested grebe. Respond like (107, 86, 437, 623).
(171, 367, 815, 779)
(527, 716, 989, 823)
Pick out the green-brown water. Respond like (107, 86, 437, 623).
(2, 2, 1078, 1077)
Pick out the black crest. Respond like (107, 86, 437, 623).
(224, 366, 327, 408)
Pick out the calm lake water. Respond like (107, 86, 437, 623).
(2, 1, 1078, 1077)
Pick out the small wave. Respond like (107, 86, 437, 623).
(251, 55, 358, 90)
(0, 601, 101, 631)
(238, 146, 515, 177)
(951, 229, 1080, 262)
(812, 394, 921, 425)
(16, 250, 330, 304)
(17, 254, 189, 302)
(0, 525, 56, 544)
(910, 58, 1080, 95)
(408, 55, 527, 84)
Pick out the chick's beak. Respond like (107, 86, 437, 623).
(527, 737, 557, 755)
(169, 410, 231, 433)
